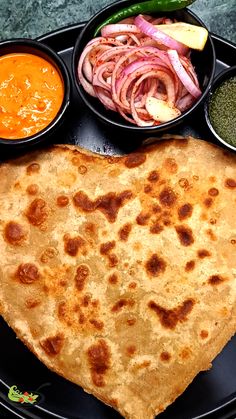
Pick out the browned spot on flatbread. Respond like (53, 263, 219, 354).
(89, 319, 104, 330)
(111, 298, 134, 313)
(57, 195, 69, 207)
(75, 265, 90, 291)
(40, 334, 64, 356)
(87, 340, 110, 387)
(79, 313, 85, 324)
(78, 165, 87, 174)
(71, 156, 80, 166)
(185, 260, 195, 272)
(124, 153, 146, 168)
(4, 221, 26, 245)
(127, 318, 136, 326)
(198, 249, 211, 258)
(107, 157, 116, 164)
(126, 345, 136, 356)
(208, 275, 226, 286)
(204, 197, 213, 208)
(58, 301, 66, 319)
(64, 235, 86, 256)
(26, 198, 48, 226)
(180, 347, 192, 360)
(40, 246, 58, 264)
(108, 254, 119, 267)
(178, 178, 189, 189)
(73, 190, 133, 223)
(26, 163, 40, 174)
(209, 218, 217, 225)
(129, 282, 137, 290)
(152, 204, 162, 214)
(225, 178, 236, 189)
(206, 228, 217, 241)
(160, 351, 171, 362)
(148, 298, 195, 329)
(150, 223, 163, 234)
(108, 398, 118, 408)
(27, 184, 39, 195)
(144, 185, 152, 194)
(178, 203, 193, 221)
(100, 241, 118, 267)
(208, 188, 219, 197)
(159, 187, 177, 207)
(119, 223, 132, 241)
(92, 300, 99, 308)
(136, 212, 150, 226)
(148, 170, 159, 182)
(81, 294, 91, 307)
(145, 254, 166, 277)
(200, 330, 209, 339)
(100, 241, 115, 255)
(108, 273, 118, 285)
(84, 222, 97, 237)
(164, 158, 178, 174)
(15, 263, 40, 284)
(175, 225, 194, 246)
(59, 280, 67, 287)
(209, 176, 216, 182)
(135, 360, 151, 370)
(25, 298, 41, 309)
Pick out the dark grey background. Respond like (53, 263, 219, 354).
(0, 0, 235, 43)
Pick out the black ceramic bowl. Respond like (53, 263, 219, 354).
(204, 65, 236, 152)
(72, 0, 216, 134)
(0, 38, 70, 148)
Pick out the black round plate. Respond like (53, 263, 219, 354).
(0, 23, 236, 419)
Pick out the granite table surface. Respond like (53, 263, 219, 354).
(0, 0, 235, 44)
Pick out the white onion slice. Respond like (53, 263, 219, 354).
(167, 49, 201, 98)
(134, 15, 188, 56)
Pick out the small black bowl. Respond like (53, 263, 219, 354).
(0, 38, 71, 148)
(204, 65, 236, 152)
(72, 0, 216, 135)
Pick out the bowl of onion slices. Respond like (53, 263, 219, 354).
(72, 0, 215, 133)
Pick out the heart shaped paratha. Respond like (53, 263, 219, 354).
(0, 137, 236, 419)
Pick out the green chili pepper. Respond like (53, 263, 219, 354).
(94, 0, 196, 36)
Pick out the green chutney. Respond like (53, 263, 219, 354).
(209, 75, 236, 147)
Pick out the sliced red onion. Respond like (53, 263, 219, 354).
(130, 74, 156, 126)
(167, 49, 201, 98)
(180, 56, 199, 87)
(134, 15, 188, 56)
(82, 55, 93, 82)
(96, 45, 134, 64)
(176, 93, 195, 111)
(116, 17, 135, 25)
(127, 34, 141, 45)
(117, 107, 136, 124)
(94, 87, 116, 111)
(101, 24, 140, 38)
(77, 16, 202, 127)
(151, 17, 166, 25)
(93, 62, 115, 90)
(115, 35, 129, 43)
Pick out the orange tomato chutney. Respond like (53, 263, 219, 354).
(0, 53, 64, 139)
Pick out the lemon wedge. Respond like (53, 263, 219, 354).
(146, 97, 181, 123)
(155, 22, 208, 50)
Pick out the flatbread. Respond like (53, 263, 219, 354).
(0, 137, 236, 419)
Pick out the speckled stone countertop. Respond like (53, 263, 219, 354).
(0, 0, 235, 43)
